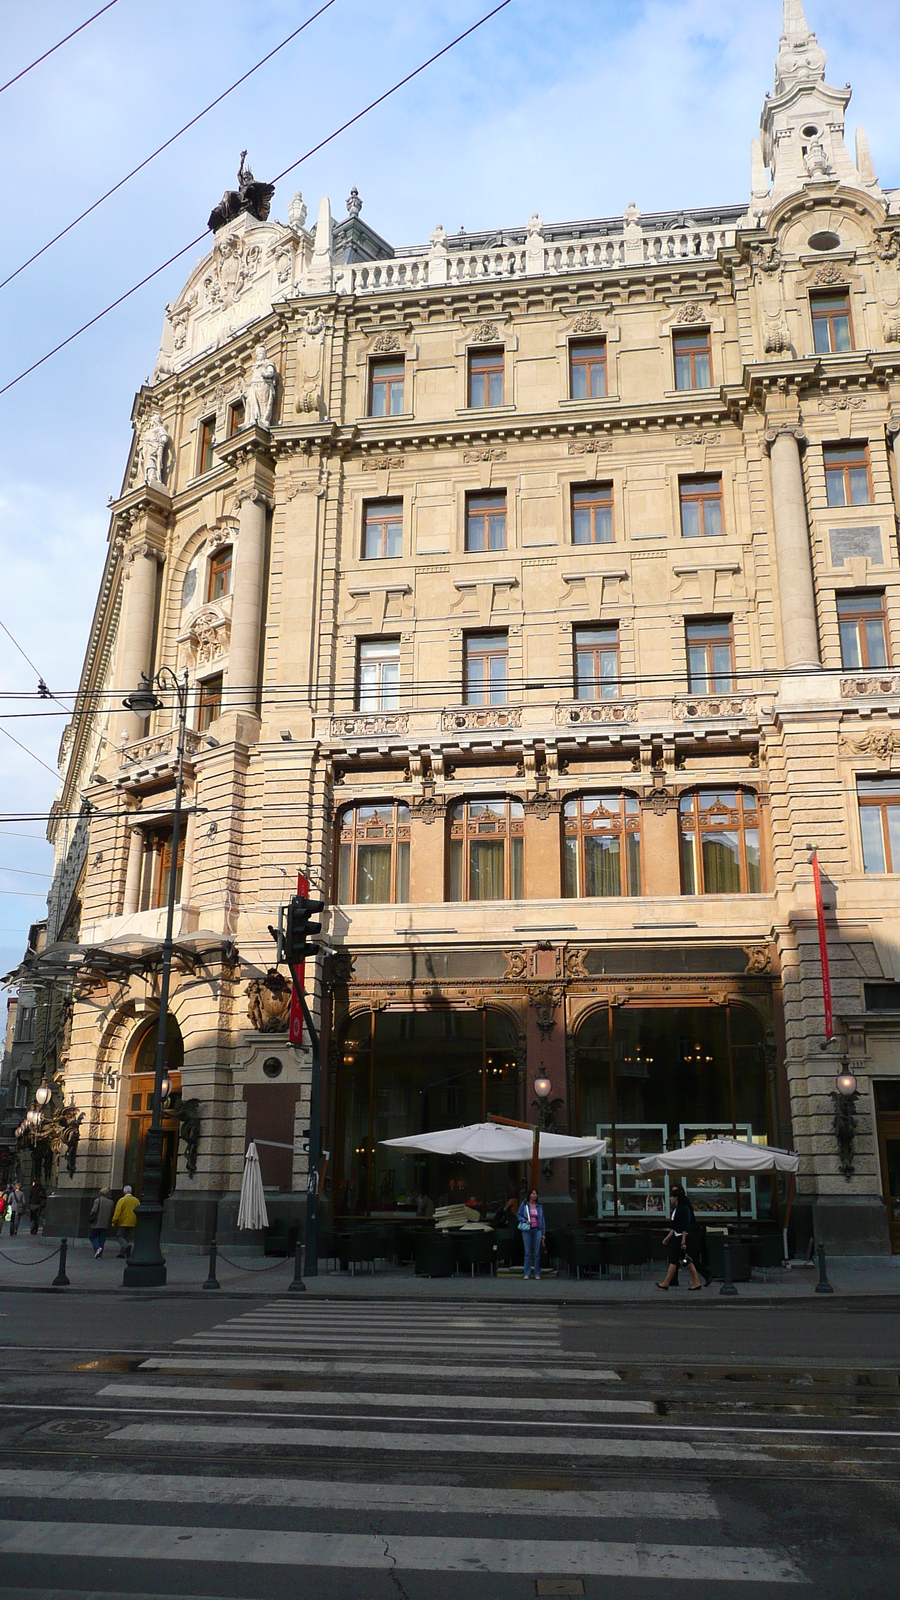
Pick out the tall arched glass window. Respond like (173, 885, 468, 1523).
(448, 799, 524, 901)
(563, 794, 641, 897)
(679, 789, 761, 894)
(337, 803, 410, 904)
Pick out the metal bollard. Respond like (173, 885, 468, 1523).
(288, 1239, 306, 1292)
(719, 1236, 738, 1297)
(203, 1235, 220, 1291)
(815, 1243, 834, 1294)
(51, 1238, 70, 1288)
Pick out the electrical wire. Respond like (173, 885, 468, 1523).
(0, 0, 337, 293)
(0, 0, 513, 401)
(0, 726, 60, 779)
(0, 1, 119, 97)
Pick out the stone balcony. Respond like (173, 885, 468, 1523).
(115, 728, 206, 787)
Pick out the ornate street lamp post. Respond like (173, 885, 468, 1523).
(121, 667, 189, 1288)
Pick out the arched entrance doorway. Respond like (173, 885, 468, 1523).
(335, 1007, 521, 1218)
(573, 1003, 773, 1222)
(122, 1015, 184, 1200)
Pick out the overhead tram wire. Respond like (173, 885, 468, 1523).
(0, 1, 120, 97)
(0, 0, 338, 292)
(0, 0, 514, 401)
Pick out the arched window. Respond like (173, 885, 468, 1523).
(563, 794, 641, 897)
(448, 799, 524, 901)
(680, 789, 761, 894)
(337, 803, 409, 904)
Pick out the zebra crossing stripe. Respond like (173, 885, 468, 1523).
(141, 1358, 620, 1381)
(96, 1383, 655, 1414)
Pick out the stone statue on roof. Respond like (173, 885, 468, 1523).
(208, 151, 276, 233)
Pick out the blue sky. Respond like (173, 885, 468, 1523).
(0, 0, 898, 989)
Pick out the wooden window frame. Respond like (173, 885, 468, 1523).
(568, 338, 607, 400)
(672, 328, 712, 391)
(363, 499, 403, 560)
(679, 475, 724, 539)
(198, 416, 216, 475)
(679, 789, 762, 895)
(685, 617, 735, 694)
(810, 291, 854, 355)
(571, 483, 614, 545)
(139, 828, 185, 912)
(336, 802, 410, 904)
(465, 491, 507, 553)
(197, 673, 223, 732)
(206, 546, 232, 602)
(574, 625, 620, 700)
(467, 346, 505, 409)
(357, 637, 401, 712)
(824, 442, 873, 508)
(563, 793, 641, 898)
(368, 357, 405, 418)
(227, 400, 245, 437)
(448, 798, 525, 901)
(837, 591, 890, 670)
(858, 780, 900, 874)
(464, 631, 509, 706)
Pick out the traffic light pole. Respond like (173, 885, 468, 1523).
(289, 965, 320, 1279)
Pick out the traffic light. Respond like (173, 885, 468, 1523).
(285, 893, 325, 964)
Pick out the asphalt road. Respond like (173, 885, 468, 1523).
(0, 1288, 897, 1598)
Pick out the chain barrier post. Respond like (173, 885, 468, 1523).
(719, 1236, 738, 1296)
(289, 1237, 306, 1292)
(203, 1234, 220, 1290)
(51, 1238, 70, 1288)
(815, 1243, 834, 1294)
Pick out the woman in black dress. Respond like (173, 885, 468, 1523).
(657, 1183, 704, 1290)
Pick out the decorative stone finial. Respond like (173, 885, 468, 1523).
(288, 190, 308, 230)
(346, 187, 362, 219)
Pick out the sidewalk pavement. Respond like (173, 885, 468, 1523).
(0, 1233, 899, 1299)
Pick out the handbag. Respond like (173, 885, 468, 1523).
(518, 1220, 530, 1232)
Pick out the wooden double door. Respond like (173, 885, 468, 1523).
(122, 1072, 181, 1201)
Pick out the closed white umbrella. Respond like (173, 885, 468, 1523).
(380, 1122, 607, 1162)
(637, 1138, 799, 1175)
(237, 1140, 269, 1231)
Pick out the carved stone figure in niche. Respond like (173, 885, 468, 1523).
(246, 968, 292, 1032)
(243, 344, 277, 429)
(208, 151, 276, 233)
(295, 310, 325, 416)
(137, 411, 172, 488)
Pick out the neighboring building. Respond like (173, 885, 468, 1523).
(0, 923, 46, 1184)
(40, 2, 900, 1250)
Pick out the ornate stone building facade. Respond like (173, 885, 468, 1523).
(41, 2, 900, 1249)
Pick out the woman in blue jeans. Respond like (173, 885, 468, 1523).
(517, 1189, 545, 1280)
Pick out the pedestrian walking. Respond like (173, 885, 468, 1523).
(28, 1178, 46, 1235)
(88, 1189, 114, 1258)
(657, 1184, 704, 1291)
(111, 1186, 139, 1258)
(0, 1190, 7, 1234)
(7, 1181, 26, 1237)
(517, 1188, 546, 1281)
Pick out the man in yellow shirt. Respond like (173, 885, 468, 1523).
(112, 1187, 139, 1258)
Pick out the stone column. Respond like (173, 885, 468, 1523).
(218, 429, 275, 738)
(115, 538, 164, 746)
(180, 809, 197, 906)
(887, 418, 900, 516)
(122, 824, 145, 916)
(767, 428, 821, 669)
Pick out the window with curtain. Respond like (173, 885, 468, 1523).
(357, 639, 400, 711)
(686, 618, 734, 693)
(823, 443, 872, 507)
(464, 632, 508, 705)
(810, 291, 853, 354)
(466, 491, 507, 552)
(673, 329, 712, 390)
(679, 476, 724, 539)
(680, 790, 762, 895)
(574, 626, 620, 699)
(563, 794, 641, 897)
(337, 803, 410, 903)
(468, 347, 505, 408)
(368, 358, 405, 417)
(571, 483, 613, 545)
(363, 499, 403, 559)
(448, 799, 524, 901)
(837, 592, 889, 669)
(858, 780, 900, 874)
(569, 339, 607, 399)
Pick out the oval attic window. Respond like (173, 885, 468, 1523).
(808, 231, 841, 252)
(802, 124, 820, 138)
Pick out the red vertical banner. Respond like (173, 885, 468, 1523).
(288, 871, 308, 1046)
(811, 850, 833, 1040)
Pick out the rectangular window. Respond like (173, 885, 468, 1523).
(140, 829, 185, 912)
(824, 443, 872, 507)
(198, 417, 216, 475)
(680, 790, 761, 895)
(337, 803, 410, 905)
(448, 799, 524, 901)
(368, 358, 405, 417)
(569, 339, 607, 399)
(207, 546, 232, 602)
(466, 491, 507, 552)
(575, 625, 620, 700)
(686, 618, 734, 694)
(571, 483, 614, 545)
(357, 638, 400, 711)
(15, 1007, 35, 1043)
(563, 795, 641, 898)
(673, 329, 712, 390)
(464, 631, 508, 706)
(837, 591, 889, 670)
(811, 291, 853, 354)
(858, 780, 900, 874)
(680, 475, 724, 539)
(198, 674, 223, 732)
(363, 499, 403, 560)
(468, 347, 504, 408)
(228, 400, 245, 436)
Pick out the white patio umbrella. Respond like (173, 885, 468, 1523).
(237, 1140, 269, 1231)
(381, 1122, 607, 1163)
(638, 1138, 800, 1259)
